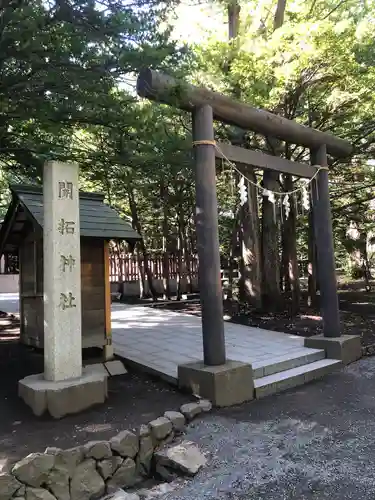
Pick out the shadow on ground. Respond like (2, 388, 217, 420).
(0, 339, 192, 469)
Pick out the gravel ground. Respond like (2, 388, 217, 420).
(157, 357, 375, 500)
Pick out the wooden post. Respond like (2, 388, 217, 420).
(104, 240, 114, 360)
(192, 105, 226, 366)
(310, 145, 340, 337)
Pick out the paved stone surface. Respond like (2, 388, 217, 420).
(0, 295, 320, 385)
(155, 357, 375, 499)
(111, 304, 321, 382)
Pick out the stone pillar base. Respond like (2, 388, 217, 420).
(178, 360, 254, 407)
(304, 334, 362, 365)
(19, 368, 108, 419)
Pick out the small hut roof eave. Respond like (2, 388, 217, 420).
(0, 184, 141, 255)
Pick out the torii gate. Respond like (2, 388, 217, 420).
(137, 68, 361, 405)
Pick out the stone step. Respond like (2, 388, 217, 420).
(254, 358, 342, 399)
(252, 348, 326, 379)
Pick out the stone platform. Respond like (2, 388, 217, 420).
(19, 368, 107, 418)
(111, 304, 345, 399)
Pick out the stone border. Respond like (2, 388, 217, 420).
(0, 400, 212, 500)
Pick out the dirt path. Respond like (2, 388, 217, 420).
(0, 339, 192, 469)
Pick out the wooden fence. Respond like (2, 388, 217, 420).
(109, 253, 199, 283)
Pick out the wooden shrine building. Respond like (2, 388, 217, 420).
(0, 184, 141, 351)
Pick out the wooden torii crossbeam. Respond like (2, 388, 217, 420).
(137, 68, 352, 369)
(214, 142, 317, 178)
(137, 68, 351, 157)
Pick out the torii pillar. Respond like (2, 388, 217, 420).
(178, 105, 254, 406)
(304, 145, 362, 364)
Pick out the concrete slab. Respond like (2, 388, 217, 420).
(18, 368, 107, 418)
(104, 360, 127, 376)
(84, 363, 108, 377)
(178, 360, 254, 407)
(304, 334, 362, 365)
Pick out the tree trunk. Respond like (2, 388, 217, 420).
(239, 172, 262, 308)
(308, 184, 318, 306)
(113, 241, 124, 295)
(282, 175, 300, 315)
(136, 246, 147, 299)
(176, 208, 185, 300)
(228, 0, 240, 39)
(187, 220, 195, 292)
(127, 184, 157, 300)
(273, 0, 287, 30)
(160, 180, 171, 300)
(227, 209, 240, 301)
(261, 170, 283, 310)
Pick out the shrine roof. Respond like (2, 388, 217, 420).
(0, 184, 141, 253)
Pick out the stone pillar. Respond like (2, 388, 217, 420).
(43, 161, 82, 381)
(18, 161, 107, 418)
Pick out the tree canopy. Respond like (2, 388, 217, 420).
(1, 0, 375, 306)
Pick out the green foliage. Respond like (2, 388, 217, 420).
(1, 0, 375, 290)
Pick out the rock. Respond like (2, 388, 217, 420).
(110, 431, 138, 458)
(155, 432, 175, 450)
(137, 425, 150, 438)
(101, 490, 140, 500)
(155, 463, 179, 483)
(25, 488, 57, 500)
(106, 458, 136, 491)
(0, 473, 22, 500)
(44, 447, 83, 476)
(154, 441, 206, 476)
(136, 434, 154, 476)
(12, 453, 55, 487)
(148, 417, 173, 441)
(84, 441, 112, 460)
(164, 411, 185, 432)
(45, 469, 69, 500)
(97, 457, 123, 480)
(180, 402, 202, 421)
(197, 399, 212, 412)
(16, 484, 26, 497)
(70, 459, 105, 500)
